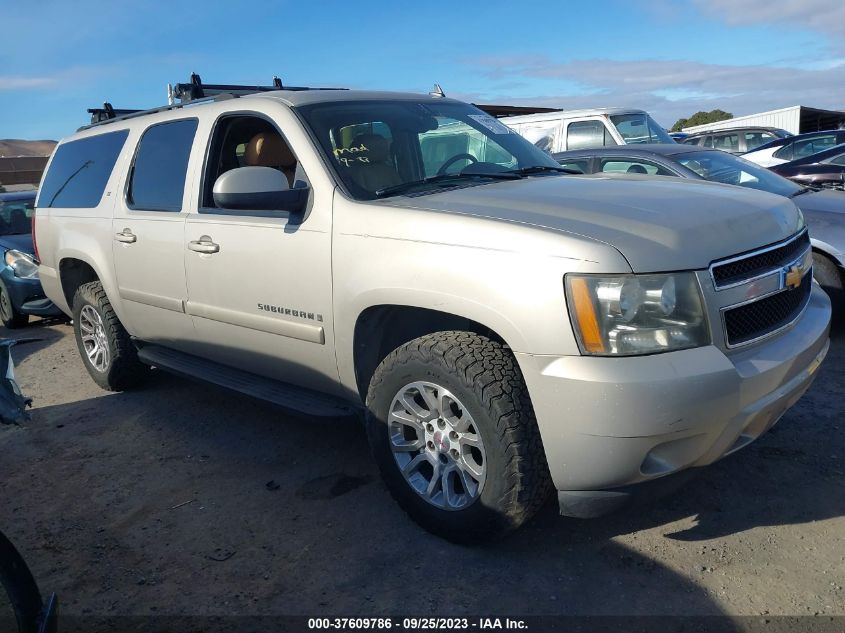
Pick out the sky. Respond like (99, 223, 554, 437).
(2, 0, 845, 140)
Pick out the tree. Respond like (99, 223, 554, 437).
(671, 109, 733, 132)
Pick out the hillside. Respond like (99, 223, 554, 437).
(0, 139, 57, 157)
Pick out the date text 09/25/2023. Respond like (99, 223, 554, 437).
(307, 617, 528, 630)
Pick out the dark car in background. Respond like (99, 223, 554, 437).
(553, 144, 845, 303)
(770, 143, 845, 191)
(743, 129, 845, 167)
(682, 126, 791, 155)
(0, 191, 62, 328)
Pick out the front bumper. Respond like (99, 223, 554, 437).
(517, 284, 831, 517)
(0, 267, 63, 317)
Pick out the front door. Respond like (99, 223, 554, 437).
(183, 110, 340, 396)
(111, 118, 200, 348)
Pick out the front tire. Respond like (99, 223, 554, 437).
(366, 331, 551, 543)
(0, 283, 28, 329)
(72, 281, 148, 391)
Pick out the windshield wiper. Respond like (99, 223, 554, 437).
(508, 165, 580, 175)
(374, 172, 522, 198)
(790, 187, 815, 198)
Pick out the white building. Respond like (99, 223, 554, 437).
(682, 105, 845, 135)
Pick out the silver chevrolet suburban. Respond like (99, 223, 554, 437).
(34, 81, 831, 542)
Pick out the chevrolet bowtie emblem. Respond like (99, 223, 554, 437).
(784, 265, 803, 290)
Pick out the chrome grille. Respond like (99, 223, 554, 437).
(723, 273, 812, 347)
(711, 230, 810, 288)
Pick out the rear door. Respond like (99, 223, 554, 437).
(111, 118, 200, 347)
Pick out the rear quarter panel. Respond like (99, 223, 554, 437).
(35, 126, 134, 321)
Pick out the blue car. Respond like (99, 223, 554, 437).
(0, 191, 62, 328)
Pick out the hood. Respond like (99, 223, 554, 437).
(0, 234, 34, 255)
(384, 174, 803, 272)
(794, 190, 845, 256)
(793, 190, 845, 216)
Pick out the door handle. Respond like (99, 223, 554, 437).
(114, 229, 137, 244)
(188, 236, 220, 254)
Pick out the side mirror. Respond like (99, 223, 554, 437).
(212, 166, 309, 213)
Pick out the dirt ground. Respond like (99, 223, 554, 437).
(1, 316, 844, 620)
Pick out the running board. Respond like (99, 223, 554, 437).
(136, 344, 355, 417)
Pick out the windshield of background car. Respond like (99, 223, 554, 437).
(609, 113, 674, 144)
(0, 197, 35, 236)
(296, 100, 562, 200)
(677, 150, 802, 197)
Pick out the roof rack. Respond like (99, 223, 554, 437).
(168, 72, 286, 103)
(88, 103, 144, 124)
(81, 73, 348, 129)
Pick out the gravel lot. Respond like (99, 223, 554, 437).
(1, 316, 843, 620)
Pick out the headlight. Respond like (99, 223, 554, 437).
(565, 272, 709, 356)
(4, 250, 39, 279)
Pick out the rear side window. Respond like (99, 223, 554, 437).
(38, 130, 129, 208)
(567, 121, 617, 151)
(712, 134, 739, 152)
(599, 158, 673, 176)
(128, 119, 198, 212)
(557, 159, 590, 173)
(792, 135, 838, 160)
(744, 131, 774, 151)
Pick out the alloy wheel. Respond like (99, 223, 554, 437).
(387, 381, 487, 510)
(79, 305, 110, 372)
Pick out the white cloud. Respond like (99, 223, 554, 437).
(692, 0, 845, 39)
(0, 76, 56, 91)
(465, 56, 845, 127)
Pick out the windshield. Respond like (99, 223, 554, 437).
(676, 150, 802, 197)
(609, 113, 674, 144)
(296, 100, 562, 200)
(0, 198, 34, 236)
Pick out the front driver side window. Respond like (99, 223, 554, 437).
(201, 114, 308, 211)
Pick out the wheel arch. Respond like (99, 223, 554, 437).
(59, 256, 100, 308)
(57, 253, 128, 325)
(811, 239, 845, 270)
(351, 303, 513, 403)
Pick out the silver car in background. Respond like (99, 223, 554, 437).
(554, 144, 845, 305)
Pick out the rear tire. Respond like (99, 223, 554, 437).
(365, 331, 552, 544)
(72, 281, 148, 391)
(0, 283, 28, 329)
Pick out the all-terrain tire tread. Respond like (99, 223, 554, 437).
(73, 281, 147, 391)
(366, 331, 553, 540)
